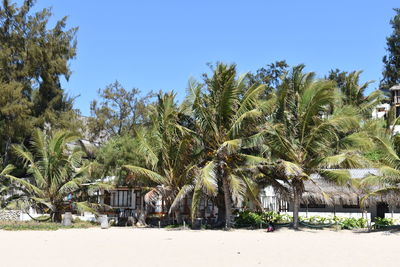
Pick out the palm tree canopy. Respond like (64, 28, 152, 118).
(6, 129, 104, 220)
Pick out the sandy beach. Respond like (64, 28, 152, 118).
(0, 228, 399, 267)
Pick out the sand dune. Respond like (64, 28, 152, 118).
(0, 227, 399, 267)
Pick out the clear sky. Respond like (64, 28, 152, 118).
(23, 0, 399, 116)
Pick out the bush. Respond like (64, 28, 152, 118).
(374, 217, 396, 229)
(273, 213, 292, 224)
(300, 215, 334, 225)
(235, 211, 293, 227)
(338, 217, 367, 229)
(236, 211, 373, 230)
(235, 211, 263, 227)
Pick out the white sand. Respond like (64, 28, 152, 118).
(0, 227, 399, 267)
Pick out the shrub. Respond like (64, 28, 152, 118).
(300, 215, 334, 225)
(235, 211, 263, 227)
(338, 217, 367, 229)
(236, 211, 293, 227)
(274, 213, 292, 224)
(374, 217, 396, 229)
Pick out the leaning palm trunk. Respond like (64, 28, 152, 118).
(136, 208, 148, 226)
(174, 209, 182, 224)
(136, 193, 148, 226)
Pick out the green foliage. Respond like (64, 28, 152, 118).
(0, 220, 97, 231)
(122, 92, 199, 220)
(327, 69, 383, 118)
(0, 0, 77, 116)
(299, 216, 367, 229)
(188, 63, 267, 226)
(247, 60, 288, 95)
(0, 0, 81, 166)
(236, 212, 371, 229)
(262, 211, 292, 224)
(337, 217, 367, 229)
(235, 211, 293, 227)
(300, 215, 335, 225)
(88, 81, 154, 141)
(5, 130, 109, 222)
(235, 211, 264, 227)
(360, 122, 400, 200)
(256, 64, 371, 229)
(381, 8, 400, 91)
(373, 217, 397, 229)
(94, 135, 143, 180)
(363, 150, 384, 162)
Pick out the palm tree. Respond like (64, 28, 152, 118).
(123, 92, 199, 224)
(185, 63, 267, 227)
(259, 65, 370, 228)
(5, 129, 104, 222)
(0, 164, 18, 207)
(361, 119, 400, 204)
(331, 70, 384, 117)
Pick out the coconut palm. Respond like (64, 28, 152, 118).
(123, 92, 199, 224)
(183, 63, 267, 227)
(360, 118, 400, 203)
(0, 164, 18, 207)
(258, 65, 371, 228)
(331, 70, 384, 117)
(6, 129, 104, 222)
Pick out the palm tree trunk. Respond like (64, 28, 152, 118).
(3, 137, 11, 166)
(52, 210, 62, 223)
(174, 209, 182, 224)
(292, 187, 300, 229)
(136, 191, 148, 226)
(215, 193, 226, 226)
(222, 173, 232, 228)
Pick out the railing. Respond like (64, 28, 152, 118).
(393, 96, 400, 104)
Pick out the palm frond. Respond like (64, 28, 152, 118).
(318, 169, 351, 186)
(169, 184, 194, 213)
(228, 174, 245, 205)
(197, 161, 218, 196)
(123, 165, 166, 185)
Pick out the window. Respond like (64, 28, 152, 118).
(110, 190, 132, 207)
(301, 204, 326, 209)
(342, 204, 360, 209)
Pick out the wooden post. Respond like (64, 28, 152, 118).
(333, 203, 336, 217)
(306, 203, 308, 218)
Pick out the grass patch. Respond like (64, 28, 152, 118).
(0, 220, 98, 231)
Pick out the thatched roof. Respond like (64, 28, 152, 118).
(389, 84, 400, 91)
(302, 179, 366, 206)
(302, 169, 400, 206)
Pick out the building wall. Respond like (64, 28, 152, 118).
(0, 209, 21, 221)
(286, 203, 400, 221)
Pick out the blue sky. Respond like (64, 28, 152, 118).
(24, 0, 399, 115)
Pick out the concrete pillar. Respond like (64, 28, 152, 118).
(99, 214, 109, 229)
(62, 212, 72, 226)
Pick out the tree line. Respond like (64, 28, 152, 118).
(1, 1, 400, 228)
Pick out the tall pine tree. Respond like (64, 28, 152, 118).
(0, 0, 79, 165)
(381, 8, 400, 92)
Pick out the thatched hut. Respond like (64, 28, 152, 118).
(261, 169, 400, 220)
